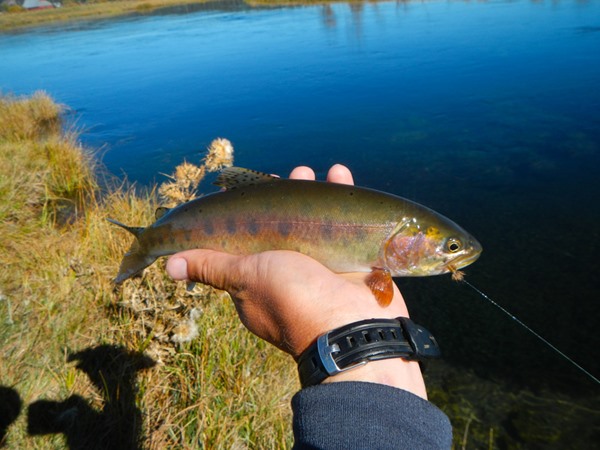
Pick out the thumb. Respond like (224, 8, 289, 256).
(166, 249, 245, 293)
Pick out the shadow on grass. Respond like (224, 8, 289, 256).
(27, 345, 155, 450)
(0, 386, 22, 448)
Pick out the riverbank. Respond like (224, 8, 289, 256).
(0, 0, 328, 32)
(0, 0, 220, 32)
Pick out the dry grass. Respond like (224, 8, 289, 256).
(0, 92, 97, 226)
(0, 91, 63, 141)
(0, 92, 296, 449)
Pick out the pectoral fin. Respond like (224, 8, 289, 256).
(365, 268, 394, 307)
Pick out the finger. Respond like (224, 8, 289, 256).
(289, 166, 316, 180)
(326, 164, 354, 185)
(166, 249, 247, 293)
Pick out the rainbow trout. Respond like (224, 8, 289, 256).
(110, 167, 481, 306)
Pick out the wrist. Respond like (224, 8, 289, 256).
(322, 358, 428, 399)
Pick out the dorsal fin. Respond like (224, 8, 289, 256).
(107, 218, 145, 239)
(155, 206, 170, 220)
(214, 167, 277, 190)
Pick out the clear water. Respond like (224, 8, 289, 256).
(1, 0, 599, 439)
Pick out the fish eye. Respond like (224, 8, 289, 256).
(445, 238, 463, 253)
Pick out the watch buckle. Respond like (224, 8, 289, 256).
(317, 332, 367, 376)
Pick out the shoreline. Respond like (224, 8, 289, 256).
(0, 0, 222, 32)
(0, 0, 331, 32)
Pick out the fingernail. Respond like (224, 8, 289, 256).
(167, 257, 188, 280)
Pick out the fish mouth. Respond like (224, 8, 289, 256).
(444, 239, 482, 272)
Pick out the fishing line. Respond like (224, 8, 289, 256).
(461, 279, 600, 386)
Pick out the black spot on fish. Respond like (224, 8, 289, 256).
(278, 222, 292, 237)
(349, 192, 354, 196)
(226, 217, 237, 234)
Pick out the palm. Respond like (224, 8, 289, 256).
(226, 250, 409, 357)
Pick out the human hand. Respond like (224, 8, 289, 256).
(166, 164, 426, 398)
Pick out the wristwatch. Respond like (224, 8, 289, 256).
(296, 317, 441, 388)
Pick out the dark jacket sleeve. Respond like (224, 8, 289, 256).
(291, 381, 452, 449)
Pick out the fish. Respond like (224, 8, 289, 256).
(109, 167, 482, 306)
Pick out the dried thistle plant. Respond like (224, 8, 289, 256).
(158, 138, 234, 208)
(204, 137, 234, 172)
(158, 162, 206, 208)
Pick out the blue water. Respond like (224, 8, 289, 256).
(1, 0, 600, 441)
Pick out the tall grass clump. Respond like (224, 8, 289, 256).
(0, 91, 97, 225)
(0, 91, 62, 140)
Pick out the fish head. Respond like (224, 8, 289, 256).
(383, 215, 482, 277)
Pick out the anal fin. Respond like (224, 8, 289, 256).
(365, 268, 394, 307)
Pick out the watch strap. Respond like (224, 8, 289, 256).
(297, 317, 441, 388)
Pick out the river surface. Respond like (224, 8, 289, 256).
(1, 0, 599, 445)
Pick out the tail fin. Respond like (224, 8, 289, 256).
(108, 218, 157, 283)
